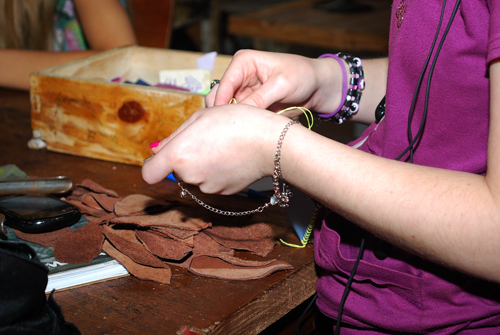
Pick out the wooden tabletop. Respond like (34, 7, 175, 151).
(0, 88, 317, 335)
(228, 0, 392, 53)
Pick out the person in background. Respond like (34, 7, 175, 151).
(142, 0, 500, 333)
(0, 0, 136, 90)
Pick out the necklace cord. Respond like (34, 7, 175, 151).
(334, 1, 462, 334)
(397, 0, 461, 162)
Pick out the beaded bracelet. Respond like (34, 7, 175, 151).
(318, 52, 365, 124)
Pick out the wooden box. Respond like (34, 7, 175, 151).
(30, 46, 232, 165)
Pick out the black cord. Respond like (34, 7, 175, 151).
(297, 2, 463, 334)
(404, 0, 448, 162)
(295, 237, 366, 335)
(409, 0, 462, 162)
(398, 0, 448, 162)
(330, 1, 463, 334)
(333, 237, 365, 335)
(296, 293, 317, 335)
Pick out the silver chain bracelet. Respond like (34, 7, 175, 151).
(179, 120, 300, 216)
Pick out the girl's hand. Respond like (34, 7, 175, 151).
(142, 104, 292, 194)
(205, 49, 344, 116)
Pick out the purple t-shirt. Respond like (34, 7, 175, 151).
(315, 0, 500, 333)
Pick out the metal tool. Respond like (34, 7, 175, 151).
(0, 213, 6, 234)
(0, 176, 73, 195)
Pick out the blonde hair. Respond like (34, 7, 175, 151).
(0, 0, 56, 50)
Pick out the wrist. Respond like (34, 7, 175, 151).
(312, 56, 346, 114)
(317, 53, 365, 124)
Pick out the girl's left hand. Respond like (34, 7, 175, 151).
(141, 104, 292, 195)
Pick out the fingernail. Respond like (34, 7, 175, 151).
(149, 141, 161, 149)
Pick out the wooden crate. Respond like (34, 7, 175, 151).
(30, 46, 232, 165)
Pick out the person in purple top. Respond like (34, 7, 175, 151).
(143, 0, 500, 333)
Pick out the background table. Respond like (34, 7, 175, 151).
(0, 88, 317, 334)
(227, 0, 392, 54)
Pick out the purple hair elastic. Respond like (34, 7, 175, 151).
(317, 53, 348, 118)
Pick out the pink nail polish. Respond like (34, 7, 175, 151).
(149, 141, 161, 149)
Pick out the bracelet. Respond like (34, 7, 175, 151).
(317, 54, 347, 118)
(210, 79, 220, 89)
(178, 120, 300, 216)
(317, 52, 365, 124)
(272, 120, 299, 208)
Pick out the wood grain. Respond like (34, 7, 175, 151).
(228, 0, 392, 53)
(29, 47, 232, 166)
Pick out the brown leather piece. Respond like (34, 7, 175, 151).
(13, 217, 105, 264)
(110, 206, 212, 231)
(204, 223, 278, 257)
(82, 193, 121, 213)
(103, 225, 168, 268)
(164, 232, 234, 269)
(13, 227, 71, 248)
(76, 179, 119, 198)
(103, 240, 171, 284)
(136, 229, 192, 260)
(91, 193, 121, 212)
(64, 198, 109, 218)
(66, 179, 118, 203)
(81, 194, 105, 210)
(193, 232, 235, 257)
(189, 255, 293, 281)
(151, 226, 199, 240)
(53, 219, 104, 264)
(113, 194, 173, 216)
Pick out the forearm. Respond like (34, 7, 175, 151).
(280, 125, 500, 282)
(350, 57, 388, 124)
(0, 49, 99, 90)
(0, 0, 137, 91)
(74, 0, 137, 50)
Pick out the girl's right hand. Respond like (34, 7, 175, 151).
(205, 49, 345, 116)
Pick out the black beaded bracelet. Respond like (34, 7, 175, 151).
(318, 52, 365, 124)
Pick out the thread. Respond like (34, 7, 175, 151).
(277, 107, 314, 129)
(280, 201, 322, 248)
(228, 98, 313, 129)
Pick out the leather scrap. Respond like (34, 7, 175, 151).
(151, 226, 199, 240)
(83, 193, 121, 213)
(103, 225, 168, 268)
(192, 232, 235, 258)
(103, 240, 171, 284)
(188, 232, 288, 279)
(189, 256, 293, 281)
(136, 229, 192, 261)
(81, 194, 105, 210)
(148, 226, 197, 247)
(53, 219, 104, 264)
(110, 206, 212, 231)
(113, 194, 173, 217)
(163, 232, 236, 270)
(75, 179, 119, 198)
(64, 199, 109, 218)
(13, 227, 71, 248)
(204, 223, 278, 257)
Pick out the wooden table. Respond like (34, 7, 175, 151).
(227, 0, 392, 54)
(0, 88, 317, 335)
